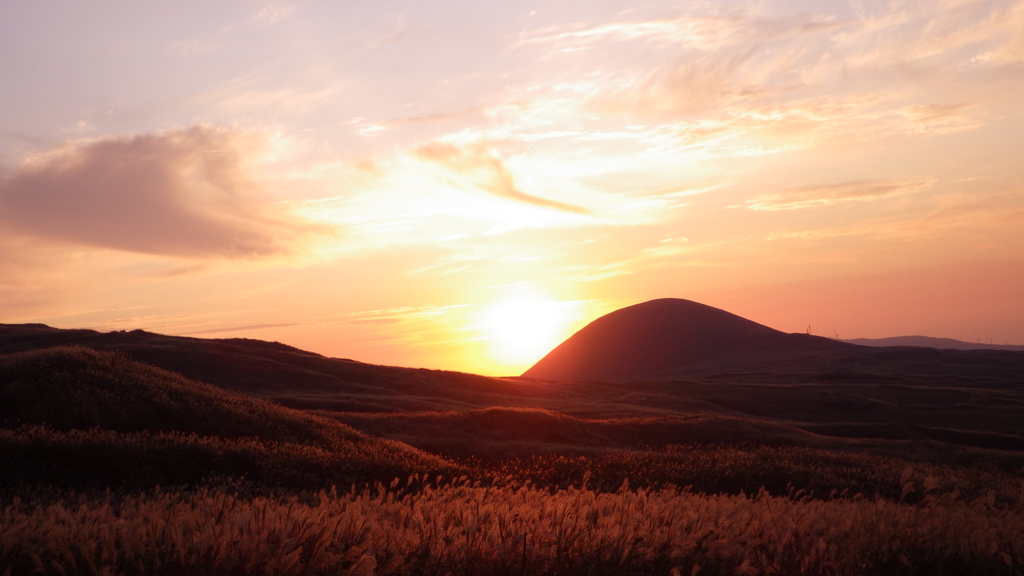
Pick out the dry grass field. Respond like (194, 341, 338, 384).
(2, 325, 1023, 574)
(2, 476, 1023, 575)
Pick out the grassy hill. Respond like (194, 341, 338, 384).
(324, 406, 1024, 501)
(0, 323, 542, 412)
(0, 347, 455, 489)
(2, 321, 1023, 497)
(2, 316, 1023, 574)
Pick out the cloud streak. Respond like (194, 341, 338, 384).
(745, 180, 933, 211)
(0, 126, 320, 257)
(520, 14, 851, 51)
(414, 142, 588, 213)
(181, 322, 299, 335)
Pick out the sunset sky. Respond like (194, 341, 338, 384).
(2, 0, 1023, 375)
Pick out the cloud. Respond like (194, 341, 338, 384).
(0, 126, 319, 257)
(171, 37, 223, 57)
(745, 180, 933, 211)
(414, 142, 588, 213)
(520, 15, 850, 52)
(199, 79, 341, 116)
(520, 13, 854, 119)
(181, 322, 298, 335)
(518, 1, 1020, 137)
(173, 4, 296, 56)
(902, 104, 971, 122)
(973, 1, 1024, 65)
(244, 5, 296, 29)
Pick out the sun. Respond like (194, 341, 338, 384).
(478, 296, 575, 372)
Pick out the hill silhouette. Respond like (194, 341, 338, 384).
(1, 346, 361, 443)
(845, 335, 1024, 351)
(0, 323, 540, 412)
(523, 298, 850, 382)
(1, 320, 1023, 500)
(0, 347, 453, 488)
(523, 299, 1024, 384)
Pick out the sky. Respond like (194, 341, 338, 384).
(1, 0, 1023, 376)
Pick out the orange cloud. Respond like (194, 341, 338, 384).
(0, 126, 320, 257)
(520, 15, 850, 51)
(414, 142, 588, 214)
(745, 180, 933, 211)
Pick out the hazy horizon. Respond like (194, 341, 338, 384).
(2, 0, 1023, 375)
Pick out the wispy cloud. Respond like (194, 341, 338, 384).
(414, 142, 589, 213)
(199, 78, 341, 117)
(0, 126, 323, 257)
(511, 1, 1017, 147)
(244, 5, 296, 29)
(520, 13, 852, 120)
(172, 4, 296, 56)
(837, 0, 1024, 69)
(519, 14, 850, 51)
(181, 322, 298, 335)
(745, 180, 933, 211)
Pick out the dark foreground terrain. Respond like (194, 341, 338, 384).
(2, 303, 1023, 575)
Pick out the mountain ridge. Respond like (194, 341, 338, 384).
(523, 298, 1024, 383)
(845, 335, 1024, 351)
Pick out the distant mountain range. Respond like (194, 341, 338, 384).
(844, 336, 1024, 351)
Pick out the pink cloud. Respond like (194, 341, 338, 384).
(0, 126, 321, 257)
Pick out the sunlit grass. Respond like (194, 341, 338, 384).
(2, 476, 1022, 576)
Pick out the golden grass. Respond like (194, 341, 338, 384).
(474, 446, 1024, 505)
(2, 476, 1022, 575)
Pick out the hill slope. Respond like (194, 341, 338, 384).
(0, 323, 539, 412)
(524, 299, 1024, 384)
(0, 347, 453, 488)
(523, 298, 849, 382)
(1, 346, 354, 443)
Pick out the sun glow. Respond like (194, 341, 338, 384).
(477, 295, 579, 373)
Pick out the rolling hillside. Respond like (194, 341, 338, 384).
(2, 304, 1024, 471)
(0, 323, 540, 412)
(0, 347, 454, 488)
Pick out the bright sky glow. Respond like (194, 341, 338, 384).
(476, 290, 583, 373)
(2, 0, 1023, 374)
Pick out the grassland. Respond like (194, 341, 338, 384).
(2, 330, 1023, 574)
(0, 347, 454, 490)
(3, 477, 1023, 575)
